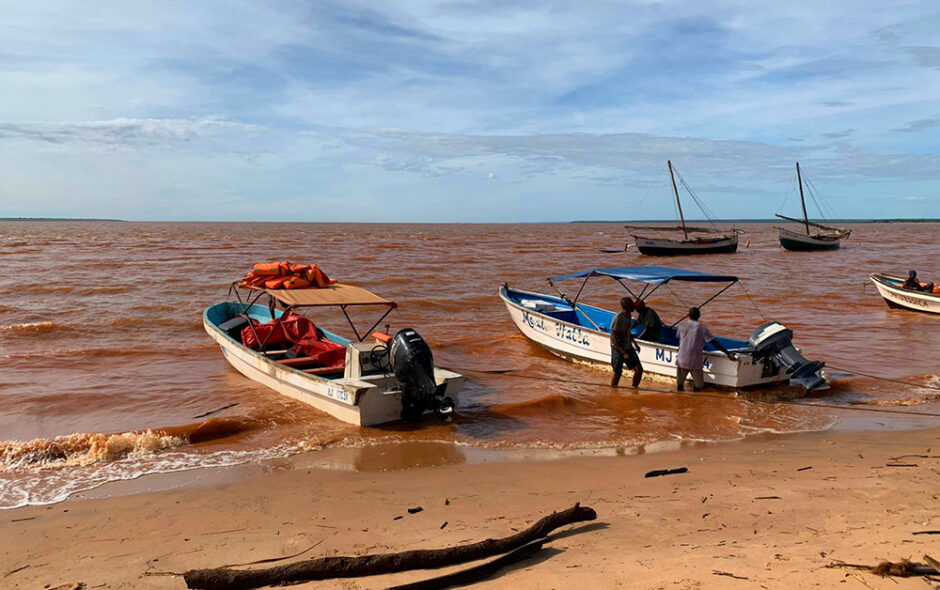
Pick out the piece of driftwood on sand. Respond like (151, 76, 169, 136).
(826, 556, 940, 577)
(387, 537, 549, 590)
(182, 503, 597, 590)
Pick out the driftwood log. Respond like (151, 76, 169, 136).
(387, 537, 548, 590)
(183, 503, 596, 590)
(827, 558, 940, 577)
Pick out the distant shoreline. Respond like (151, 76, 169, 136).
(0, 217, 125, 222)
(1, 217, 937, 224)
(571, 218, 940, 223)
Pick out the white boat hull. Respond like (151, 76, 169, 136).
(500, 287, 787, 389)
(203, 315, 464, 426)
(634, 234, 738, 256)
(777, 227, 843, 251)
(869, 274, 940, 315)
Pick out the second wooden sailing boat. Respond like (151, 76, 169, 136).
(627, 161, 741, 256)
(775, 162, 851, 251)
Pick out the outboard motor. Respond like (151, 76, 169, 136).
(389, 329, 455, 422)
(748, 322, 827, 391)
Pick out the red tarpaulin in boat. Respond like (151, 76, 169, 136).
(241, 312, 346, 368)
(241, 261, 336, 290)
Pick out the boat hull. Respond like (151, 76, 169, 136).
(777, 227, 842, 251)
(203, 302, 463, 426)
(869, 274, 940, 315)
(634, 235, 738, 256)
(499, 286, 788, 389)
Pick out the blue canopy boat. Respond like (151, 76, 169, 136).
(500, 266, 827, 390)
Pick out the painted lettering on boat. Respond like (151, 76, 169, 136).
(555, 322, 591, 346)
(327, 385, 350, 403)
(887, 290, 929, 308)
(522, 310, 590, 346)
(655, 347, 711, 369)
(521, 310, 547, 331)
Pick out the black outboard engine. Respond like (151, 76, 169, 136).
(389, 329, 455, 422)
(748, 322, 827, 391)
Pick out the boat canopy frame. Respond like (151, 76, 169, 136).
(229, 282, 398, 352)
(546, 266, 740, 327)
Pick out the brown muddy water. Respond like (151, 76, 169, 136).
(1, 221, 938, 507)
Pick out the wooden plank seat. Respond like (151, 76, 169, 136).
(275, 356, 344, 376)
(302, 366, 345, 375)
(277, 356, 320, 367)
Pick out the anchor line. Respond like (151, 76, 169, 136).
(825, 365, 940, 392)
(456, 367, 940, 418)
(736, 282, 768, 322)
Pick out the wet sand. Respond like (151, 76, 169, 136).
(2, 427, 938, 589)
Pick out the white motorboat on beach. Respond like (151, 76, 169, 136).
(869, 273, 940, 315)
(204, 264, 463, 426)
(500, 266, 828, 391)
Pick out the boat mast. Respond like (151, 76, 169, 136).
(796, 162, 809, 235)
(668, 160, 688, 239)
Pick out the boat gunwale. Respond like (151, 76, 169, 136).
(630, 233, 740, 242)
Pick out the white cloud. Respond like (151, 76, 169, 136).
(0, 117, 264, 148)
(1, 1, 940, 220)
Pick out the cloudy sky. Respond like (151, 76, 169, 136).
(1, 1, 939, 221)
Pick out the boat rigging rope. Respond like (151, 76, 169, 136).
(736, 282, 768, 322)
(625, 163, 667, 223)
(675, 171, 721, 229)
(774, 175, 797, 215)
(458, 367, 940, 418)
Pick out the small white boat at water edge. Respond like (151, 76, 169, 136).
(204, 281, 463, 426)
(500, 266, 828, 391)
(869, 273, 940, 315)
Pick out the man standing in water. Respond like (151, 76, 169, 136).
(676, 306, 736, 391)
(610, 297, 643, 388)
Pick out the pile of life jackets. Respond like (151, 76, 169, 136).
(241, 312, 346, 368)
(241, 261, 336, 290)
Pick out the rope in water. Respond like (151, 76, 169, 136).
(826, 364, 940, 392)
(458, 367, 940, 419)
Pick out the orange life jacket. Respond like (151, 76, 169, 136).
(241, 261, 335, 290)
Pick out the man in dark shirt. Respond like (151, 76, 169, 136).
(610, 297, 643, 388)
(902, 270, 921, 290)
(902, 269, 934, 293)
(635, 299, 663, 343)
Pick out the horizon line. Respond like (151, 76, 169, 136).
(3, 217, 940, 224)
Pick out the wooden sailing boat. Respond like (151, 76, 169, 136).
(775, 162, 851, 251)
(627, 160, 741, 256)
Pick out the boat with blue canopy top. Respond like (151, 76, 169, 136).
(500, 266, 828, 390)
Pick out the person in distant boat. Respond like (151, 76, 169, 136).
(675, 306, 736, 392)
(610, 297, 643, 388)
(902, 270, 934, 293)
(635, 299, 663, 343)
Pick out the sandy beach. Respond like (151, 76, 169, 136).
(3, 426, 938, 590)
